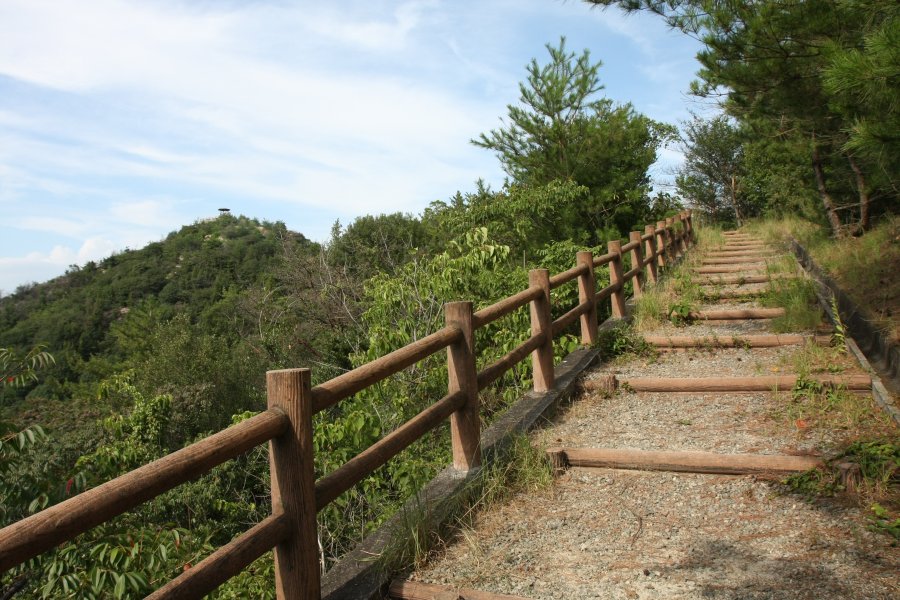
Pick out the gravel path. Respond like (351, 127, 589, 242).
(400, 237, 899, 599)
(410, 470, 899, 599)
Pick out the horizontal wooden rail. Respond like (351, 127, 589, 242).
(595, 281, 622, 303)
(620, 240, 640, 253)
(583, 374, 872, 393)
(548, 263, 589, 289)
(472, 286, 542, 329)
(550, 448, 823, 475)
(592, 251, 616, 267)
(622, 265, 642, 282)
(476, 332, 546, 391)
(315, 391, 466, 509)
(311, 326, 462, 412)
(146, 512, 290, 599)
(641, 232, 654, 242)
(551, 300, 591, 337)
(0, 409, 288, 571)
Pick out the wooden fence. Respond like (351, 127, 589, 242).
(0, 211, 693, 598)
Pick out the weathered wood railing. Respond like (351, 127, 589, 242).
(0, 211, 694, 597)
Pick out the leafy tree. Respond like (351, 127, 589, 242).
(823, 5, 900, 199)
(327, 213, 428, 278)
(676, 114, 750, 225)
(587, 0, 898, 235)
(423, 180, 593, 258)
(473, 37, 676, 239)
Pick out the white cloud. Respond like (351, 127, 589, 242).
(0, 0, 703, 293)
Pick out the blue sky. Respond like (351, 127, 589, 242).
(0, 0, 705, 294)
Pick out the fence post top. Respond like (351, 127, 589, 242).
(444, 300, 473, 310)
(645, 224, 655, 233)
(266, 368, 311, 377)
(576, 250, 593, 259)
(607, 239, 622, 252)
(629, 231, 641, 241)
(528, 267, 550, 275)
(656, 220, 666, 227)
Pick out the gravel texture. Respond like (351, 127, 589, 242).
(401, 242, 899, 599)
(410, 470, 899, 599)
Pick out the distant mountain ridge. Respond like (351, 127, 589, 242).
(0, 214, 312, 401)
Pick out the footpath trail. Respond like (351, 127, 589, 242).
(392, 232, 900, 600)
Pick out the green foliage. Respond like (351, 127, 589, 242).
(591, 0, 898, 233)
(1, 345, 54, 388)
(327, 213, 428, 278)
(473, 37, 676, 239)
(784, 438, 899, 539)
(761, 277, 821, 333)
(596, 324, 656, 361)
(667, 299, 695, 327)
(676, 114, 755, 226)
(868, 503, 900, 539)
(424, 180, 594, 258)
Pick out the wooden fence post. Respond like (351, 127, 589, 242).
(608, 240, 626, 318)
(685, 210, 694, 246)
(445, 301, 481, 471)
(655, 220, 667, 269)
(529, 269, 554, 392)
(576, 251, 597, 345)
(629, 231, 644, 298)
(665, 217, 677, 263)
(267, 368, 320, 600)
(643, 224, 658, 285)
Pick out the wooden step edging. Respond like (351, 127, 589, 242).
(546, 447, 823, 476)
(695, 265, 766, 274)
(642, 334, 829, 348)
(583, 373, 872, 393)
(702, 257, 775, 265)
(688, 308, 786, 320)
(390, 580, 531, 600)
(697, 274, 784, 285)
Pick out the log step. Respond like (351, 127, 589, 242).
(642, 334, 819, 348)
(583, 374, 872, 393)
(688, 308, 785, 320)
(705, 252, 778, 258)
(695, 265, 767, 274)
(702, 289, 768, 299)
(390, 580, 531, 600)
(697, 274, 783, 285)
(702, 256, 777, 264)
(547, 448, 823, 476)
